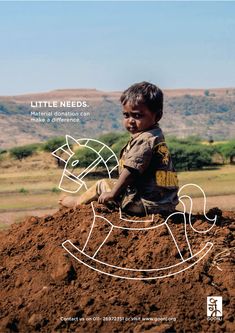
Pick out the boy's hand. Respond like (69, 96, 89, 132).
(98, 168, 136, 205)
(98, 191, 115, 204)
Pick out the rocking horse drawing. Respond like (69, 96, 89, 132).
(52, 135, 217, 280)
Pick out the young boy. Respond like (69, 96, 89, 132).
(60, 81, 179, 215)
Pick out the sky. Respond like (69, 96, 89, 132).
(0, 1, 235, 95)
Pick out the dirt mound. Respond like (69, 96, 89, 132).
(0, 205, 234, 333)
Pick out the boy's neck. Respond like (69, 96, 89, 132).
(130, 123, 159, 138)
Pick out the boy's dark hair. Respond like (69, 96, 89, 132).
(120, 81, 163, 122)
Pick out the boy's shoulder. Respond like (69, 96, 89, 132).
(133, 124, 165, 145)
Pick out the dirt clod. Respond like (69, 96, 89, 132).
(0, 205, 234, 332)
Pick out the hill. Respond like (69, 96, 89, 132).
(0, 204, 234, 332)
(0, 88, 235, 148)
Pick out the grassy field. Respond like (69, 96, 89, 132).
(0, 152, 235, 228)
(178, 165, 235, 197)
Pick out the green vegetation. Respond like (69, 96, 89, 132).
(98, 132, 130, 155)
(165, 136, 235, 171)
(19, 188, 28, 194)
(0, 149, 7, 155)
(169, 143, 212, 171)
(62, 132, 130, 169)
(1, 145, 235, 227)
(85, 134, 235, 171)
(216, 140, 235, 164)
(3, 134, 235, 171)
(97, 132, 126, 147)
(9, 142, 42, 161)
(43, 137, 65, 152)
(10, 144, 38, 160)
(70, 148, 97, 168)
(51, 187, 61, 193)
(166, 136, 213, 171)
(167, 135, 202, 144)
(0, 149, 7, 162)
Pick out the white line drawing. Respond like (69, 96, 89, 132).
(52, 135, 217, 280)
(62, 240, 213, 280)
(211, 248, 233, 272)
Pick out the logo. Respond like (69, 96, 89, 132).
(207, 296, 222, 320)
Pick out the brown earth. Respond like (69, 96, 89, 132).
(0, 88, 231, 103)
(0, 204, 234, 333)
(0, 89, 120, 103)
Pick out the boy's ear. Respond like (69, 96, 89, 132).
(66, 135, 80, 153)
(155, 109, 163, 123)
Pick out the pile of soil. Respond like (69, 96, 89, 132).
(0, 204, 234, 333)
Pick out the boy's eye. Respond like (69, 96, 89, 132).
(123, 112, 142, 119)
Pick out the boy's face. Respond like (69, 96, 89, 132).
(122, 102, 157, 135)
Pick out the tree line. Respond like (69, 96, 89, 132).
(1, 133, 235, 171)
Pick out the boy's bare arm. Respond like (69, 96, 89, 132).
(98, 168, 136, 204)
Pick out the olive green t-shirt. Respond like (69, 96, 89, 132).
(119, 124, 179, 213)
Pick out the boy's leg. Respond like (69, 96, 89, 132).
(123, 200, 147, 216)
(59, 179, 115, 208)
(123, 200, 175, 216)
(76, 179, 114, 205)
